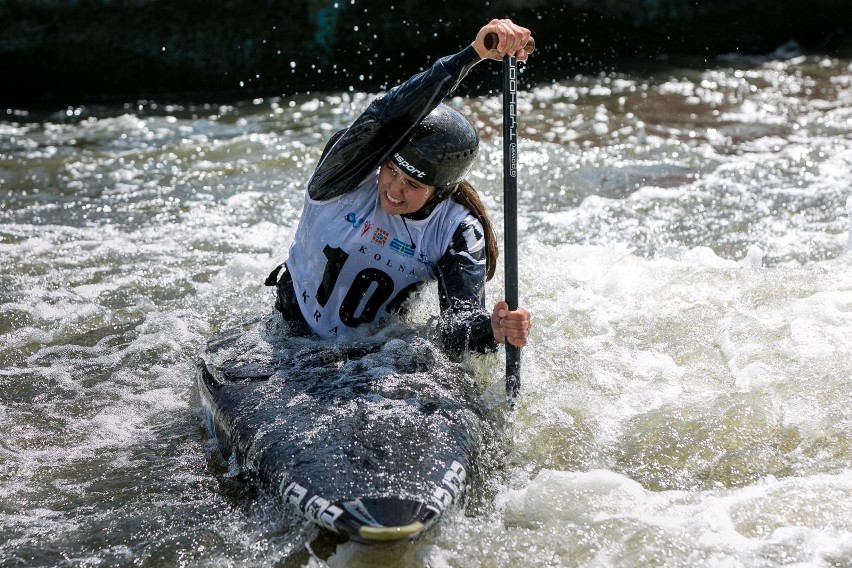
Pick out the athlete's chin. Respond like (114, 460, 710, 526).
(380, 194, 408, 214)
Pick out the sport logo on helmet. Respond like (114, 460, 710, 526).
(392, 153, 427, 179)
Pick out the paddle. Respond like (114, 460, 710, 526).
(484, 32, 535, 406)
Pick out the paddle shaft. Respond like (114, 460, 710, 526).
(502, 53, 521, 404)
(483, 31, 534, 404)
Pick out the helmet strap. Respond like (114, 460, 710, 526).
(402, 183, 459, 221)
(433, 183, 459, 201)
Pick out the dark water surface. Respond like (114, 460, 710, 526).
(1, 45, 851, 566)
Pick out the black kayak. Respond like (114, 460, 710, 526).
(196, 315, 486, 543)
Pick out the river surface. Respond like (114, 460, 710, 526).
(2, 43, 851, 567)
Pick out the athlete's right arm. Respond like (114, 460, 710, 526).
(306, 45, 482, 202)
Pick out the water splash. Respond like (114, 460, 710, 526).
(2, 50, 851, 566)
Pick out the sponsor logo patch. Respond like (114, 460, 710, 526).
(389, 238, 415, 257)
(417, 250, 433, 267)
(345, 212, 364, 228)
(372, 227, 389, 246)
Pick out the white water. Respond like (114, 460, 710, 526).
(1, 47, 851, 567)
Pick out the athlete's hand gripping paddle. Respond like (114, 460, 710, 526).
(484, 33, 536, 57)
(485, 32, 534, 406)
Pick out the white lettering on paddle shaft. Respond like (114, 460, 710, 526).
(393, 153, 427, 179)
(508, 64, 518, 179)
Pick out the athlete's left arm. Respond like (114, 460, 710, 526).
(434, 216, 497, 355)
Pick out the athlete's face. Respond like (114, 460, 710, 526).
(378, 161, 435, 215)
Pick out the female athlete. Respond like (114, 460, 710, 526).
(266, 19, 533, 354)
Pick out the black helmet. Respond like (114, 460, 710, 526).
(391, 104, 479, 193)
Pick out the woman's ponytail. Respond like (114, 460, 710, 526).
(452, 181, 498, 281)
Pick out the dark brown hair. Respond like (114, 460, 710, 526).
(452, 180, 498, 281)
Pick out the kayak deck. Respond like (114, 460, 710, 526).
(196, 315, 484, 543)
